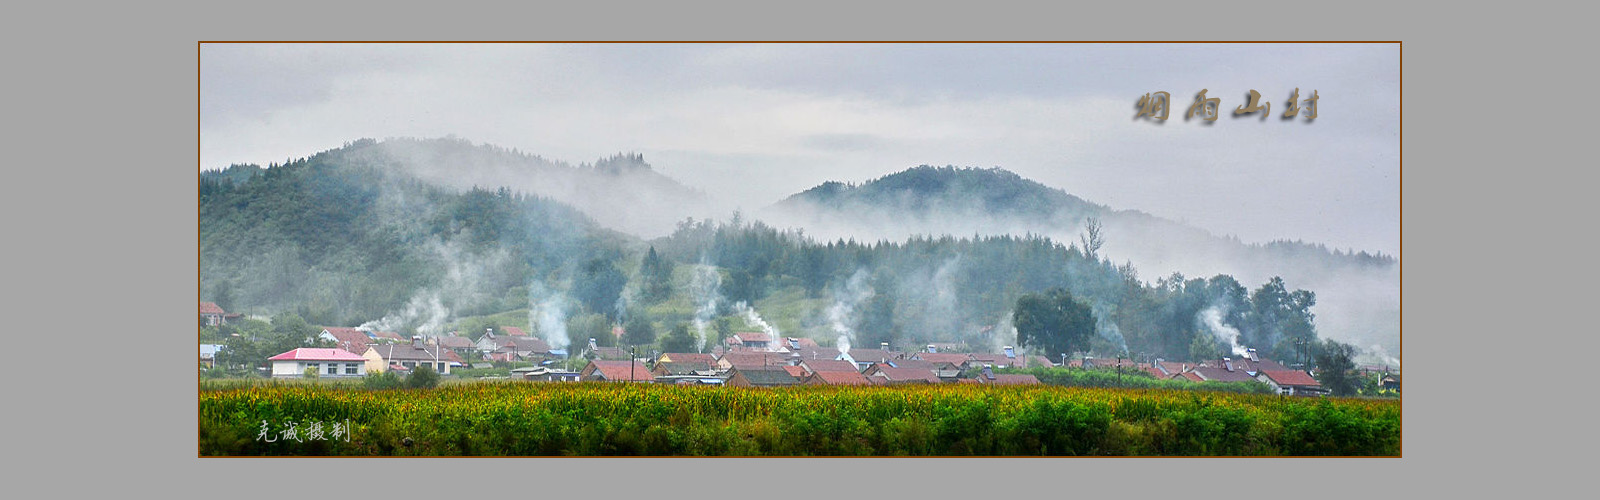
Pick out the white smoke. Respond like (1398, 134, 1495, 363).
(1198, 306, 1248, 356)
(1091, 302, 1128, 355)
(690, 257, 722, 353)
(828, 270, 873, 356)
(354, 237, 508, 341)
(528, 281, 570, 349)
(1361, 343, 1400, 368)
(358, 291, 449, 338)
(735, 301, 780, 350)
(992, 312, 1019, 355)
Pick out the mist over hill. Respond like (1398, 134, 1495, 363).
(200, 139, 1397, 366)
(762, 166, 1399, 361)
(321, 137, 720, 239)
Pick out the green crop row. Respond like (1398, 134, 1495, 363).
(199, 383, 1399, 456)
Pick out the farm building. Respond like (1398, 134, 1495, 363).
(268, 348, 367, 378)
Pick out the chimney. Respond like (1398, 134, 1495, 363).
(1003, 346, 1016, 359)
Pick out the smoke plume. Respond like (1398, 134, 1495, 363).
(690, 256, 722, 353)
(828, 269, 873, 356)
(1198, 306, 1248, 356)
(528, 281, 571, 349)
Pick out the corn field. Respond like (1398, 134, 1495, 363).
(199, 382, 1399, 456)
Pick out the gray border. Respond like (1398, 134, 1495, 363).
(20, 0, 1497, 496)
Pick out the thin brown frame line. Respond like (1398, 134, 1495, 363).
(196, 41, 1401, 457)
(198, 40, 1400, 43)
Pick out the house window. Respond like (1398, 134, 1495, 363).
(403, 361, 415, 369)
(306, 363, 319, 372)
(327, 364, 339, 375)
(345, 363, 359, 375)
(436, 363, 446, 373)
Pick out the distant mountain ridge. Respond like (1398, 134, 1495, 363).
(763, 164, 1398, 358)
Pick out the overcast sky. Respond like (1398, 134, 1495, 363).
(201, 43, 1399, 257)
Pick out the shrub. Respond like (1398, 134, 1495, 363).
(406, 367, 440, 389)
(363, 371, 403, 390)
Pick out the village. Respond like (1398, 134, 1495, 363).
(202, 302, 1399, 395)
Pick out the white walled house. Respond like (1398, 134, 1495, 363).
(268, 348, 367, 378)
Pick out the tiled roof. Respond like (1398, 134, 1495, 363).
(807, 371, 870, 386)
(915, 352, 974, 365)
(505, 337, 552, 353)
(200, 302, 226, 315)
(371, 331, 406, 341)
(1260, 370, 1321, 387)
(438, 336, 475, 349)
(719, 351, 789, 368)
(659, 353, 717, 365)
(1191, 366, 1257, 383)
(321, 327, 374, 355)
(653, 361, 713, 376)
(783, 337, 820, 349)
(367, 344, 457, 363)
(585, 360, 651, 381)
(782, 365, 808, 378)
(269, 348, 365, 362)
(733, 367, 799, 386)
(870, 366, 942, 384)
(790, 347, 846, 361)
(798, 359, 860, 373)
(734, 332, 772, 343)
(848, 349, 894, 363)
(499, 326, 529, 337)
(885, 359, 938, 371)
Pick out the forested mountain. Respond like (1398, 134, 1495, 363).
(200, 139, 633, 329)
(200, 139, 1395, 367)
(763, 165, 1398, 361)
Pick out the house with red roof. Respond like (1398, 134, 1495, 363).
(362, 341, 464, 375)
(797, 359, 860, 375)
(1188, 366, 1259, 383)
(268, 348, 367, 378)
(651, 361, 716, 377)
(657, 352, 717, 365)
(498, 326, 529, 337)
(725, 332, 775, 351)
(804, 370, 871, 386)
(912, 352, 976, 368)
(200, 302, 242, 326)
(973, 370, 1041, 386)
(725, 366, 800, 387)
(437, 333, 477, 356)
(580, 360, 652, 382)
(863, 365, 943, 385)
(319, 327, 375, 355)
(779, 337, 820, 351)
(716, 351, 790, 370)
(1257, 370, 1326, 396)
